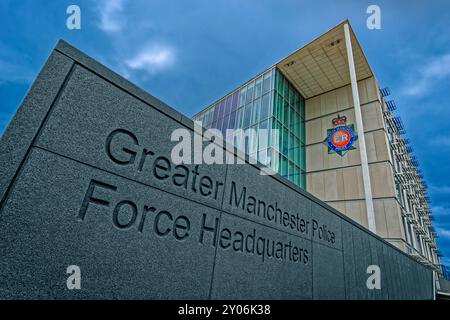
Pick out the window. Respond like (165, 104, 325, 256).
(246, 82, 254, 105)
(289, 85, 294, 105)
(294, 166, 300, 186)
(294, 137, 300, 166)
(221, 114, 229, 134)
(252, 98, 260, 125)
(299, 98, 305, 118)
(260, 93, 270, 120)
(300, 120, 305, 143)
(276, 95, 283, 122)
(216, 117, 223, 132)
(199, 67, 306, 189)
(273, 120, 283, 152)
(289, 133, 295, 160)
(243, 103, 252, 128)
(218, 99, 226, 120)
(277, 71, 284, 93)
(282, 127, 289, 155)
(283, 77, 289, 98)
(259, 119, 268, 130)
(283, 100, 289, 126)
(231, 91, 239, 113)
(281, 156, 288, 176)
(212, 103, 220, 123)
(294, 91, 300, 112)
(293, 112, 299, 137)
(221, 119, 227, 138)
(224, 95, 232, 116)
(243, 135, 250, 154)
(300, 143, 306, 170)
(236, 107, 244, 128)
(263, 70, 272, 93)
(254, 76, 262, 98)
(258, 149, 267, 165)
(228, 111, 236, 130)
(269, 148, 280, 172)
(249, 125, 258, 154)
(202, 110, 209, 126)
(259, 123, 268, 149)
(275, 93, 282, 118)
(301, 170, 306, 188)
(207, 109, 214, 125)
(239, 87, 247, 107)
(290, 162, 296, 182)
(289, 107, 295, 131)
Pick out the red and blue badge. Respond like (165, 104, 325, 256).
(323, 115, 357, 156)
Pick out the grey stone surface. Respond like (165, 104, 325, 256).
(222, 162, 312, 240)
(36, 65, 227, 210)
(0, 148, 219, 299)
(350, 226, 369, 299)
(375, 239, 389, 299)
(0, 51, 73, 204)
(211, 213, 312, 299)
(55, 41, 182, 122)
(310, 201, 341, 250)
(382, 244, 394, 299)
(342, 221, 357, 299)
(0, 40, 435, 299)
(312, 243, 345, 299)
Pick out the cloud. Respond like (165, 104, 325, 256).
(431, 205, 450, 217)
(401, 53, 450, 97)
(436, 227, 450, 240)
(429, 184, 450, 195)
(0, 43, 34, 84)
(93, 1, 176, 77)
(0, 58, 33, 84)
(440, 256, 450, 267)
(98, 0, 126, 33)
(430, 135, 450, 147)
(125, 44, 175, 74)
(430, 205, 450, 220)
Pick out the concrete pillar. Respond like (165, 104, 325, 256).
(343, 23, 376, 233)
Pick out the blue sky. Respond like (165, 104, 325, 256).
(1, 0, 450, 267)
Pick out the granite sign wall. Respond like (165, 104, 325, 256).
(0, 40, 434, 299)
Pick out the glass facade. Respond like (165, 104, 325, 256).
(193, 67, 306, 189)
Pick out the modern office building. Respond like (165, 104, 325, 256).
(193, 20, 441, 275)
